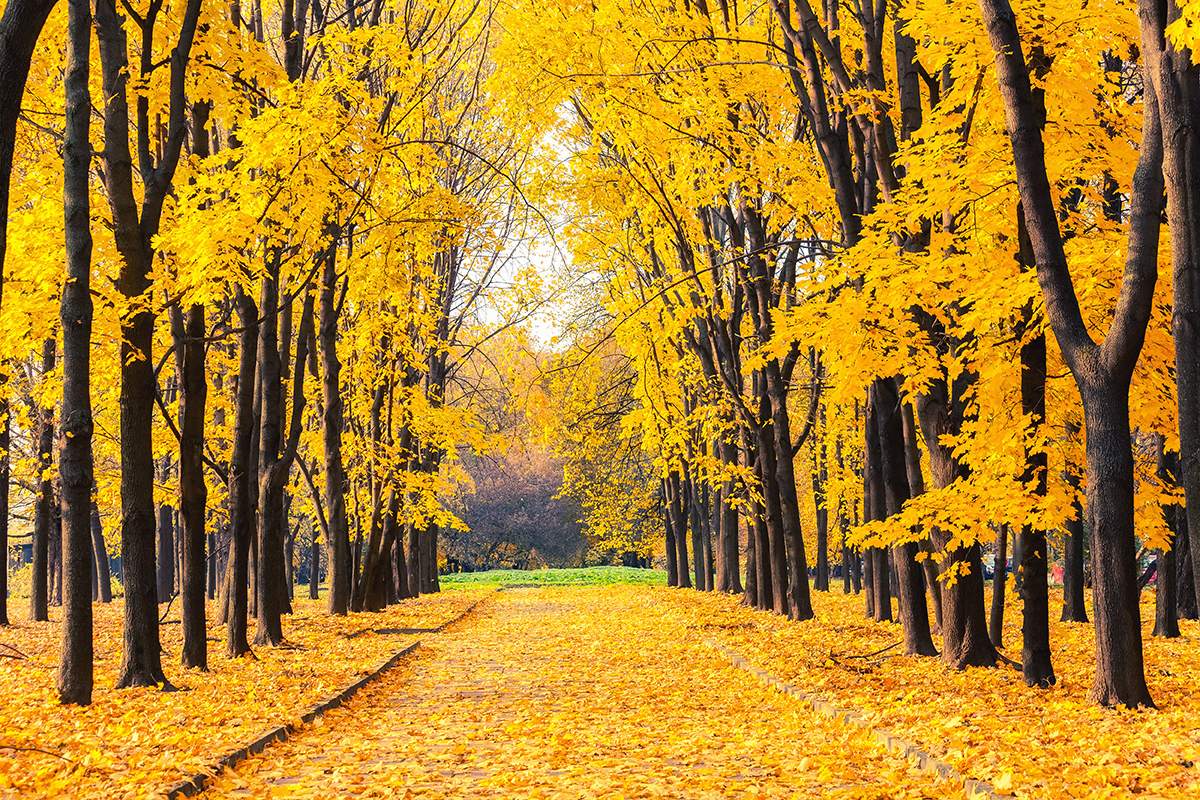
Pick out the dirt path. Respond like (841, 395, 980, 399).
(198, 586, 944, 799)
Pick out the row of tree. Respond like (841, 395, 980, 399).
(533, 0, 1200, 709)
(0, 0, 552, 705)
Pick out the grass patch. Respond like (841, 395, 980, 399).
(440, 566, 668, 588)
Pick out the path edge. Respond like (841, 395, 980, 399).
(163, 594, 489, 799)
(705, 640, 1004, 800)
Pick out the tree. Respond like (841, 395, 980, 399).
(978, 0, 1161, 707)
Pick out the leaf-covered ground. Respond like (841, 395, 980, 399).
(0, 590, 487, 798)
(666, 585, 1200, 798)
(196, 585, 946, 799)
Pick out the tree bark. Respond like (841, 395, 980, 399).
(863, 394, 891, 623)
(1061, 420, 1089, 622)
(30, 339, 55, 623)
(320, 248, 352, 615)
(874, 377, 936, 655)
(97, 0, 203, 691)
(990, 525, 1007, 649)
(257, 287, 312, 644)
(0, 397, 7, 625)
(663, 481, 677, 587)
(667, 470, 691, 588)
(178, 301, 207, 669)
(58, 0, 94, 702)
(223, 287, 257, 658)
(1143, 0, 1200, 622)
(1155, 437, 1181, 638)
(1016, 202, 1055, 688)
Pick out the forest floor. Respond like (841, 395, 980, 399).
(2, 580, 1198, 798)
(193, 585, 946, 799)
(0, 589, 488, 798)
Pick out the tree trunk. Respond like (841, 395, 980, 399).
(156, 463, 175, 603)
(863, 394, 891, 623)
(309, 530, 320, 600)
(91, 495, 112, 603)
(223, 287, 257, 658)
(178, 300, 207, 669)
(1178, 518, 1197, 619)
(663, 481, 677, 587)
(667, 471, 691, 588)
(766, 360, 813, 620)
(1016, 202, 1055, 688)
(1146, 0, 1200, 624)
(812, 424, 829, 592)
(257, 287, 312, 643)
(874, 377, 936, 655)
(97, 0, 204, 690)
(916, 379, 998, 669)
(30, 338, 55, 622)
(58, 0, 94, 702)
(990, 525, 1007, 649)
(1155, 437, 1180, 638)
(980, 0, 1159, 708)
(1062, 421, 1089, 623)
(717, 436, 741, 593)
(0, 397, 7, 625)
(320, 246, 351, 616)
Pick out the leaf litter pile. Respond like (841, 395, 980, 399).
(197, 585, 945, 799)
(665, 586, 1200, 798)
(0, 590, 487, 798)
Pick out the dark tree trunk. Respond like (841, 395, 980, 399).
(981, 0, 1160, 708)
(178, 299, 207, 669)
(812, 422, 829, 592)
(257, 288, 312, 644)
(751, 442, 772, 611)
(97, 0, 203, 691)
(1147, 0, 1200, 624)
(0, 397, 7, 625)
(309, 531, 320, 600)
(765, 359, 813, 621)
(990, 525, 1007, 649)
(58, 0, 94, 702)
(874, 377, 936, 655)
(1178, 519, 1197, 619)
(255, 267, 286, 644)
(91, 495, 112, 603)
(663, 482, 677, 587)
(1155, 439, 1180, 638)
(156, 472, 175, 603)
(753, 394, 787, 612)
(1016, 202, 1055, 688)
(1062, 421, 1089, 622)
(916, 380, 998, 669)
(51, 489, 62, 606)
(320, 246, 351, 615)
(717, 436, 741, 593)
(223, 287, 257, 658)
(668, 470, 691, 588)
(30, 339, 55, 623)
(688, 473, 705, 591)
(901, 399, 941, 631)
(393, 507, 409, 601)
(863, 394, 891, 623)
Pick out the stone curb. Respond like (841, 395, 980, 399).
(164, 596, 488, 799)
(705, 640, 1004, 800)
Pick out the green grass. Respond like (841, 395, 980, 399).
(439, 566, 668, 588)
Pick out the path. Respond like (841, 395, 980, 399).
(198, 586, 945, 799)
